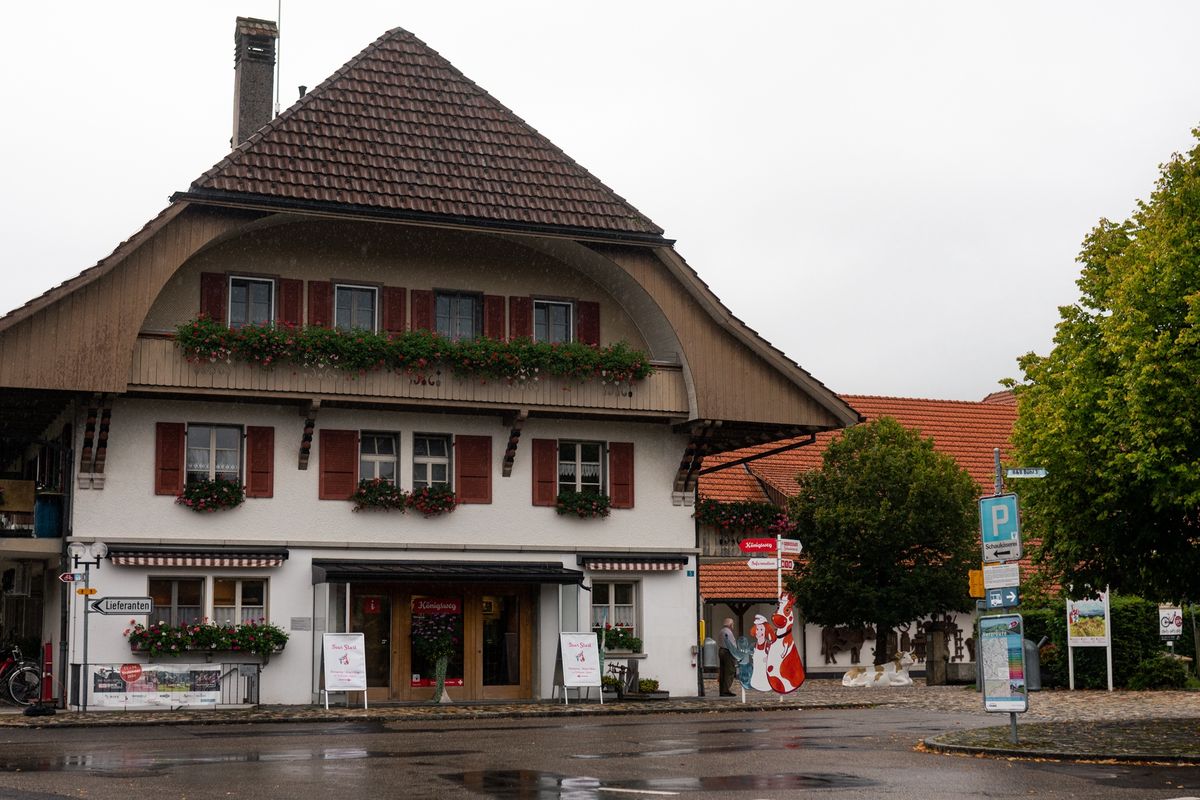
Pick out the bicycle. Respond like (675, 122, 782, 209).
(0, 646, 42, 706)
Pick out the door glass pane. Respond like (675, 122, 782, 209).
(410, 596, 464, 689)
(482, 595, 520, 686)
(351, 592, 391, 687)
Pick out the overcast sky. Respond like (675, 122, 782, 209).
(3, 2, 1198, 400)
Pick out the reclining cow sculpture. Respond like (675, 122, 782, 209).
(841, 651, 916, 687)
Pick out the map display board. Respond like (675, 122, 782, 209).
(979, 614, 1028, 713)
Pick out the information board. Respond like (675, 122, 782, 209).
(979, 614, 1028, 713)
(87, 663, 221, 709)
(558, 632, 602, 688)
(1159, 606, 1183, 639)
(322, 632, 368, 691)
(1066, 595, 1110, 647)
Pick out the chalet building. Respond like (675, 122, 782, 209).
(698, 394, 1018, 678)
(0, 19, 857, 705)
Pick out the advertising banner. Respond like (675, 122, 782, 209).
(559, 633, 602, 688)
(322, 633, 367, 691)
(979, 614, 1028, 713)
(410, 596, 464, 687)
(87, 663, 221, 709)
(1066, 595, 1110, 647)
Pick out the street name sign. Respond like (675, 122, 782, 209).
(980, 494, 1022, 563)
(986, 587, 1020, 609)
(739, 538, 777, 554)
(58, 572, 84, 583)
(1006, 468, 1047, 479)
(90, 596, 153, 615)
(983, 563, 1020, 591)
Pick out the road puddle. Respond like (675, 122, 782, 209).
(447, 769, 876, 796)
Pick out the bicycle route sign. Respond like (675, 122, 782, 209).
(90, 596, 153, 615)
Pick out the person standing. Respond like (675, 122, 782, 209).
(718, 617, 738, 696)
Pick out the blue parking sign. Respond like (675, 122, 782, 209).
(980, 494, 1021, 564)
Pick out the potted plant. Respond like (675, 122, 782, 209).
(350, 478, 409, 511)
(556, 490, 611, 519)
(626, 677, 669, 700)
(599, 624, 642, 653)
(409, 485, 458, 517)
(176, 478, 245, 512)
(411, 612, 458, 703)
(125, 618, 288, 659)
(601, 674, 621, 700)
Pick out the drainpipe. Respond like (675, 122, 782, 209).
(694, 494, 704, 698)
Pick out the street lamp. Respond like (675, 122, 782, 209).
(66, 541, 106, 712)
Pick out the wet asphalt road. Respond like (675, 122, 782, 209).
(0, 708, 1195, 799)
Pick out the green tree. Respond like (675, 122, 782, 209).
(786, 417, 979, 664)
(1012, 132, 1200, 602)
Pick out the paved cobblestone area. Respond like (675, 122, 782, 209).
(3, 678, 1197, 762)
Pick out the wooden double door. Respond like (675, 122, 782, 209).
(350, 583, 534, 702)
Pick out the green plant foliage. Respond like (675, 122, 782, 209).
(175, 318, 654, 385)
(1128, 653, 1192, 690)
(637, 678, 660, 693)
(1010, 131, 1200, 600)
(125, 619, 288, 657)
(409, 484, 458, 517)
(597, 625, 642, 652)
(555, 490, 611, 519)
(411, 612, 458, 662)
(176, 477, 245, 512)
(786, 417, 978, 664)
(693, 498, 797, 534)
(601, 675, 621, 691)
(350, 478, 410, 512)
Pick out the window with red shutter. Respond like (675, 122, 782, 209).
(483, 295, 506, 340)
(154, 422, 185, 496)
(411, 289, 435, 331)
(308, 280, 333, 327)
(531, 438, 558, 506)
(576, 300, 600, 345)
(278, 279, 303, 327)
(200, 273, 228, 322)
(319, 429, 359, 500)
(509, 296, 533, 339)
(245, 426, 275, 498)
(382, 286, 407, 335)
(609, 442, 634, 509)
(454, 435, 492, 504)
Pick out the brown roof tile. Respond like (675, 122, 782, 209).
(190, 28, 663, 238)
(699, 560, 782, 601)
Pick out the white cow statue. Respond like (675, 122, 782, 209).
(841, 651, 916, 687)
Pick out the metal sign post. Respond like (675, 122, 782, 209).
(67, 542, 107, 714)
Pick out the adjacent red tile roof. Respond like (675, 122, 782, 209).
(699, 464, 769, 503)
(700, 394, 1018, 500)
(699, 560, 782, 601)
(189, 28, 663, 238)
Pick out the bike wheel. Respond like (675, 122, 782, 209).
(7, 665, 40, 705)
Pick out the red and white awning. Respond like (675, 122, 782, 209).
(579, 555, 688, 572)
(110, 554, 285, 568)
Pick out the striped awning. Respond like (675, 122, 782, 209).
(578, 554, 689, 572)
(106, 546, 288, 569)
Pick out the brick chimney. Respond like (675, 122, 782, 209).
(232, 17, 278, 146)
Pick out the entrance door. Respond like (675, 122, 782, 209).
(349, 584, 533, 701)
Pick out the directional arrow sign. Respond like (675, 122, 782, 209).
(986, 587, 1020, 609)
(90, 596, 153, 615)
(739, 538, 778, 554)
(58, 572, 84, 583)
(746, 557, 781, 570)
(778, 538, 802, 555)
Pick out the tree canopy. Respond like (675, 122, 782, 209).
(786, 417, 978, 663)
(1012, 132, 1200, 602)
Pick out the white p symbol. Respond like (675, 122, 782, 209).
(990, 504, 1009, 534)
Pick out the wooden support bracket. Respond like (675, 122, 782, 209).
(298, 399, 321, 470)
(77, 394, 113, 489)
(501, 409, 529, 478)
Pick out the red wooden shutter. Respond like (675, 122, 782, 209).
(308, 280, 333, 327)
(382, 286, 407, 336)
(531, 438, 558, 506)
(278, 279, 303, 327)
(454, 435, 492, 504)
(200, 273, 227, 322)
(154, 422, 185, 496)
(411, 289, 435, 331)
(483, 295, 506, 340)
(319, 429, 358, 500)
(576, 300, 600, 345)
(609, 442, 635, 509)
(509, 296, 533, 339)
(245, 426, 275, 498)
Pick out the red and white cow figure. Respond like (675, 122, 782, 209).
(765, 592, 806, 694)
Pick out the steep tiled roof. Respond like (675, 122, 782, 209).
(700, 394, 1018, 500)
(699, 560, 782, 601)
(189, 28, 663, 238)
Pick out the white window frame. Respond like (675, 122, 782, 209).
(435, 291, 482, 341)
(558, 440, 605, 495)
(149, 577, 205, 626)
(359, 432, 399, 484)
(334, 283, 379, 332)
(533, 299, 574, 344)
(212, 577, 268, 625)
(185, 423, 243, 485)
(412, 433, 452, 490)
(590, 580, 639, 637)
(228, 276, 275, 329)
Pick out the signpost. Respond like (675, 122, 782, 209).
(738, 538, 778, 554)
(89, 597, 153, 615)
(979, 613, 1028, 743)
(979, 494, 1022, 563)
(1159, 606, 1183, 639)
(968, 569, 985, 599)
(1006, 468, 1047, 479)
(1066, 590, 1113, 691)
(986, 587, 1020, 609)
(746, 557, 782, 570)
(778, 538, 802, 555)
(75, 587, 98, 596)
(58, 572, 84, 583)
(983, 562, 1019, 590)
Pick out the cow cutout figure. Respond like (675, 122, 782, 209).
(765, 593, 806, 694)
